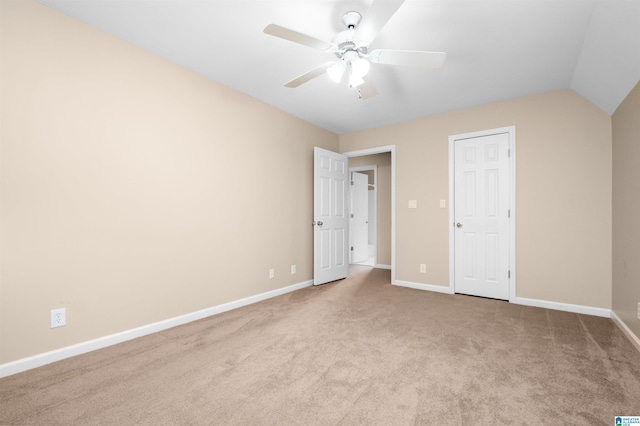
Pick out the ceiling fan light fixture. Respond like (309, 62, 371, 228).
(348, 70, 365, 88)
(327, 60, 346, 83)
(351, 57, 370, 79)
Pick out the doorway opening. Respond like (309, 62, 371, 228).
(349, 166, 377, 267)
(344, 146, 395, 283)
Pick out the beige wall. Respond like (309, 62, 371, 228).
(0, 0, 621, 367)
(340, 90, 612, 309)
(0, 0, 338, 364)
(612, 80, 640, 339)
(349, 153, 392, 266)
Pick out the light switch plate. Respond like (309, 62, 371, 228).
(440, 199, 446, 209)
(408, 200, 417, 209)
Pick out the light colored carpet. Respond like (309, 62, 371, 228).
(1, 265, 639, 425)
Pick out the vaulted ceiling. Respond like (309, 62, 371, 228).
(40, 0, 640, 134)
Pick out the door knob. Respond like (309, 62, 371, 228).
(317, 221, 324, 226)
(456, 222, 463, 228)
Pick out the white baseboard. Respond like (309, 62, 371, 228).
(0, 279, 313, 378)
(376, 264, 392, 270)
(393, 280, 454, 294)
(611, 311, 640, 353)
(511, 296, 611, 318)
(392, 282, 611, 319)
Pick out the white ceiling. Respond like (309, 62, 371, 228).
(39, 0, 640, 135)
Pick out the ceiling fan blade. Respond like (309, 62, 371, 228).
(354, 0, 405, 44)
(358, 79, 378, 100)
(369, 49, 446, 68)
(284, 63, 333, 88)
(264, 24, 334, 52)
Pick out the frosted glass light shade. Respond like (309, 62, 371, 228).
(351, 58, 370, 79)
(349, 72, 365, 87)
(327, 60, 346, 83)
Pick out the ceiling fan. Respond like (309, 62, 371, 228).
(263, 0, 446, 99)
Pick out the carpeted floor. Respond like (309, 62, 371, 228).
(1, 265, 639, 425)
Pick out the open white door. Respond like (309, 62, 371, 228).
(314, 147, 349, 285)
(350, 171, 369, 264)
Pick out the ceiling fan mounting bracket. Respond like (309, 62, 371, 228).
(342, 11, 362, 29)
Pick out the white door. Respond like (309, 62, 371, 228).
(350, 172, 369, 264)
(453, 132, 510, 300)
(314, 147, 349, 285)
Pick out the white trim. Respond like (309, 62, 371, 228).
(611, 311, 640, 353)
(392, 281, 618, 320)
(0, 279, 313, 378)
(391, 283, 611, 317)
(449, 126, 516, 300)
(343, 145, 396, 285)
(448, 137, 455, 294)
(394, 280, 454, 294)
(375, 264, 391, 270)
(512, 296, 611, 318)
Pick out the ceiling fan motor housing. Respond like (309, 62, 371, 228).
(332, 29, 369, 60)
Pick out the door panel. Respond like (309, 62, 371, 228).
(314, 147, 349, 285)
(454, 133, 510, 300)
(350, 171, 369, 264)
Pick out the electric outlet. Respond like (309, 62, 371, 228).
(637, 302, 640, 320)
(291, 264, 296, 275)
(51, 308, 66, 328)
(420, 264, 426, 273)
(269, 269, 275, 279)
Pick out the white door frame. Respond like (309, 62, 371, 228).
(448, 126, 516, 301)
(343, 146, 396, 284)
(349, 165, 377, 266)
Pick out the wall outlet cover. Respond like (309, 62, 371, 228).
(51, 308, 66, 328)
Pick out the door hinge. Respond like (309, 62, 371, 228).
(350, 180, 354, 185)
(508, 209, 511, 218)
(350, 213, 354, 218)
(350, 246, 354, 251)
(508, 148, 511, 157)
(508, 270, 511, 278)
